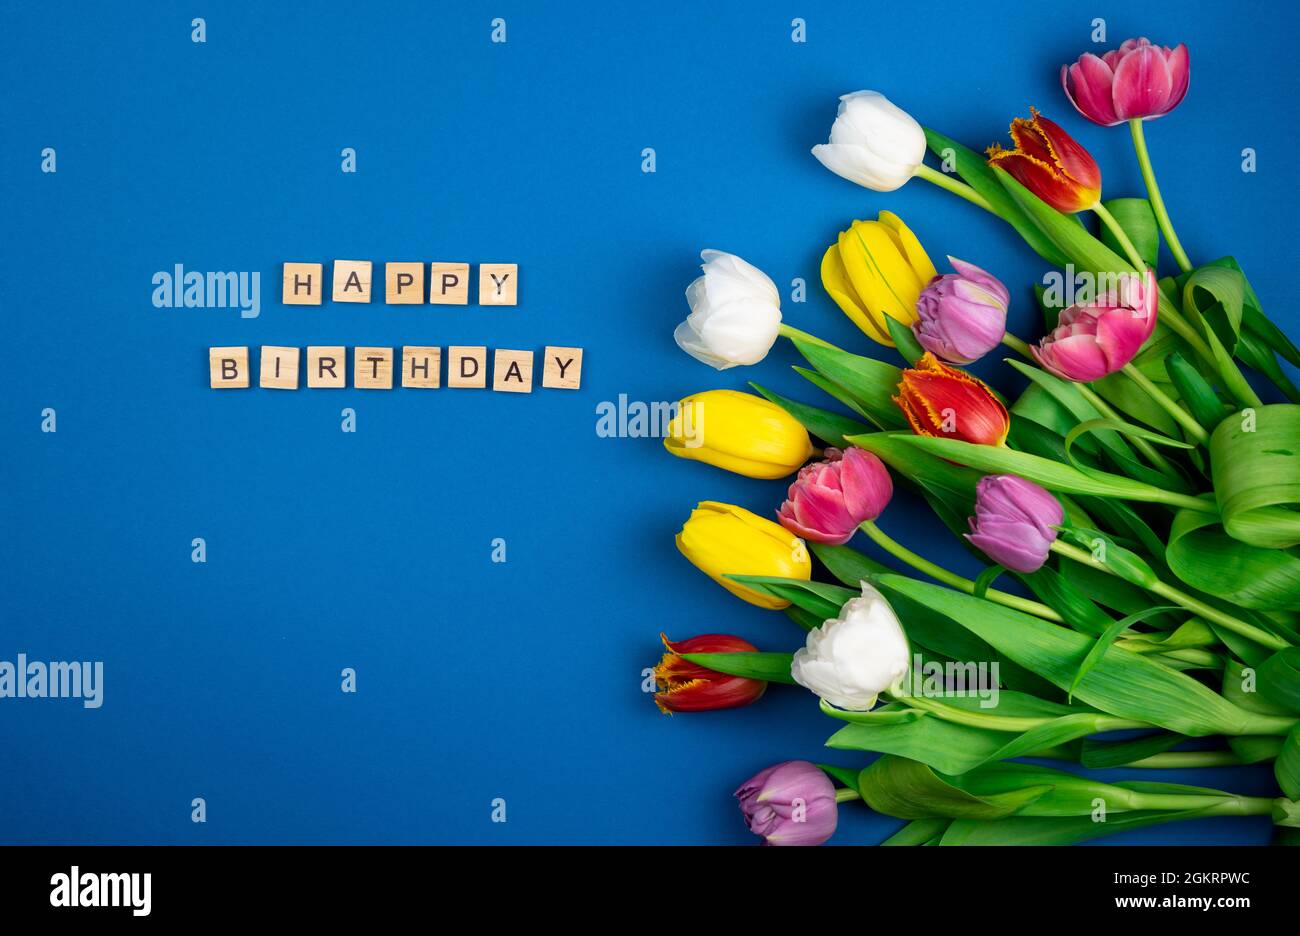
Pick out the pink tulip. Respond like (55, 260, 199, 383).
(1062, 38, 1190, 127)
(1032, 269, 1159, 382)
(776, 447, 892, 545)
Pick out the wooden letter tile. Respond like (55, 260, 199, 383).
(259, 346, 300, 389)
(209, 347, 250, 388)
(541, 346, 583, 389)
(428, 262, 470, 305)
(447, 346, 487, 388)
(385, 262, 425, 304)
(332, 260, 373, 303)
(492, 350, 534, 393)
(283, 262, 323, 305)
(402, 346, 441, 388)
(478, 263, 518, 306)
(353, 347, 394, 389)
(307, 346, 346, 388)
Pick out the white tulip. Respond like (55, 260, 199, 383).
(674, 250, 782, 370)
(811, 91, 927, 192)
(791, 581, 910, 711)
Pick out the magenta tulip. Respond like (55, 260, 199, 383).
(776, 447, 893, 545)
(735, 760, 838, 846)
(966, 475, 1063, 573)
(1032, 269, 1158, 382)
(1062, 38, 1190, 127)
(913, 257, 1010, 364)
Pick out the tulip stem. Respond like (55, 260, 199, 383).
(834, 787, 861, 804)
(778, 323, 837, 350)
(1091, 201, 1149, 272)
(1049, 539, 1291, 652)
(857, 521, 1064, 623)
(1120, 363, 1210, 444)
(913, 164, 996, 215)
(999, 334, 1182, 478)
(1130, 119, 1194, 273)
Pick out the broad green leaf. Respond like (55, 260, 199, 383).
(1210, 404, 1300, 549)
(1259, 648, 1300, 714)
(884, 315, 925, 366)
(789, 339, 907, 430)
(1166, 507, 1300, 611)
(1068, 606, 1181, 698)
(791, 366, 874, 424)
(679, 651, 797, 685)
(881, 817, 951, 846)
(938, 808, 1216, 846)
(858, 756, 1051, 820)
(1080, 732, 1185, 768)
(923, 128, 1070, 268)
(1277, 724, 1300, 800)
(872, 574, 1293, 738)
(1165, 351, 1231, 432)
(749, 382, 871, 447)
(1098, 197, 1159, 269)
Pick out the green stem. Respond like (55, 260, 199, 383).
(1128, 792, 1274, 815)
(1130, 119, 1193, 273)
(1091, 201, 1149, 272)
(1120, 362, 1209, 444)
(777, 323, 837, 349)
(1125, 750, 1247, 769)
(858, 521, 1063, 623)
(913, 164, 996, 214)
(1050, 539, 1290, 652)
(835, 787, 861, 804)
(893, 693, 1143, 733)
(1000, 334, 1182, 477)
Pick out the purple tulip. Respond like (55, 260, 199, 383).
(966, 475, 1064, 573)
(912, 257, 1010, 364)
(735, 760, 838, 846)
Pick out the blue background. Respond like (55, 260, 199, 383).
(2, 0, 1296, 845)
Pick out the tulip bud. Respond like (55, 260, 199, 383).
(675, 250, 782, 370)
(894, 353, 1010, 446)
(1062, 39, 1190, 127)
(652, 633, 767, 714)
(821, 211, 937, 346)
(913, 257, 1010, 364)
(664, 390, 813, 480)
(811, 91, 927, 192)
(1032, 269, 1158, 381)
(735, 760, 838, 846)
(986, 108, 1102, 213)
(676, 501, 812, 609)
(777, 447, 893, 545)
(791, 582, 910, 712)
(966, 474, 1064, 573)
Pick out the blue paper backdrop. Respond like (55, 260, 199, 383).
(2, 0, 1296, 844)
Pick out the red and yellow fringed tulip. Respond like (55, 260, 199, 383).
(986, 108, 1101, 213)
(894, 353, 1010, 446)
(652, 633, 768, 714)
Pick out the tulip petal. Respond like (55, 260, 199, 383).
(821, 243, 892, 345)
(1163, 44, 1191, 115)
(1063, 55, 1121, 127)
(1112, 42, 1173, 121)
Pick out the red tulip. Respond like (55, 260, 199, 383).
(986, 108, 1101, 213)
(894, 353, 1010, 446)
(652, 633, 767, 714)
(1062, 38, 1190, 127)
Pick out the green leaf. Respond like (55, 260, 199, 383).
(679, 651, 797, 685)
(1166, 507, 1300, 611)
(1210, 404, 1300, 549)
(791, 366, 875, 424)
(1080, 732, 1185, 768)
(789, 339, 907, 431)
(1277, 724, 1300, 800)
(881, 817, 951, 846)
(1259, 648, 1300, 715)
(922, 128, 1071, 268)
(938, 808, 1217, 846)
(725, 575, 854, 620)
(1098, 197, 1159, 269)
(1165, 351, 1231, 432)
(872, 574, 1289, 738)
(749, 382, 872, 448)
(885, 315, 925, 366)
(858, 756, 1051, 820)
(1068, 606, 1181, 699)
(1056, 526, 1160, 590)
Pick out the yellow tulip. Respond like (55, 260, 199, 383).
(664, 390, 813, 479)
(676, 501, 812, 609)
(821, 210, 937, 346)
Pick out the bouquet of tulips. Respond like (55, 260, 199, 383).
(655, 37, 1300, 846)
